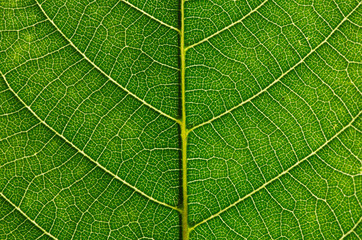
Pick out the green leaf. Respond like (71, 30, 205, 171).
(0, 0, 361, 239)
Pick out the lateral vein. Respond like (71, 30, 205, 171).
(190, 111, 361, 231)
(188, 1, 361, 133)
(340, 216, 362, 239)
(0, 71, 181, 213)
(34, 0, 181, 125)
(0, 192, 58, 240)
(184, 0, 269, 51)
(121, 0, 180, 33)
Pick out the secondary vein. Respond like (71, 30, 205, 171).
(121, 0, 180, 33)
(184, 0, 269, 51)
(187, 1, 361, 134)
(0, 71, 181, 214)
(34, 0, 181, 125)
(189, 111, 361, 231)
(0, 192, 58, 240)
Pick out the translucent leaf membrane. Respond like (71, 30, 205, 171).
(0, 73, 180, 238)
(0, 0, 361, 239)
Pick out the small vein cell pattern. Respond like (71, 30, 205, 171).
(0, 0, 361, 239)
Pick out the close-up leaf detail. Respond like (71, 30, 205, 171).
(0, 0, 361, 239)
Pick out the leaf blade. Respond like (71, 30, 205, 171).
(0, 0, 361, 239)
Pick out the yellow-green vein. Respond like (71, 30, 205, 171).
(180, 0, 189, 239)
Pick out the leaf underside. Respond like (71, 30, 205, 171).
(0, 0, 361, 239)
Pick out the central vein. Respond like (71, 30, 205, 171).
(180, 0, 189, 239)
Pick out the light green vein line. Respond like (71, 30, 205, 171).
(0, 71, 182, 214)
(34, 0, 181, 125)
(184, 0, 269, 51)
(189, 111, 361, 231)
(187, 1, 361, 134)
(180, 0, 189, 239)
(121, 0, 180, 33)
(0, 192, 58, 240)
(340, 216, 362, 239)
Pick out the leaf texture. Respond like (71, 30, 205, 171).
(0, 0, 361, 239)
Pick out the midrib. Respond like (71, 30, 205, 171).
(180, 0, 189, 239)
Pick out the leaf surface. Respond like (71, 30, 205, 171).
(0, 0, 361, 239)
